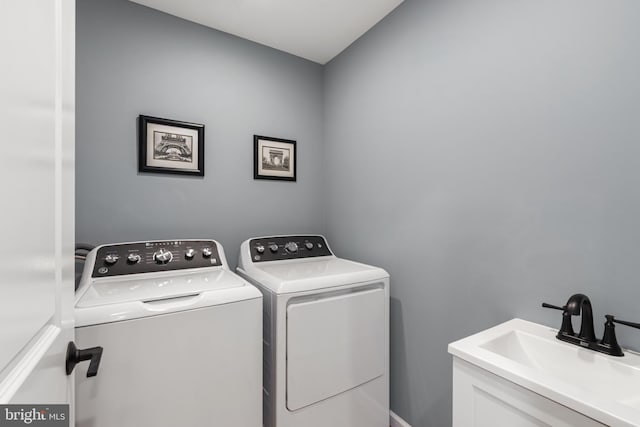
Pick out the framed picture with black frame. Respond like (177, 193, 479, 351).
(138, 115, 205, 176)
(253, 135, 296, 181)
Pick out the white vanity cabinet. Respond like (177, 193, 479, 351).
(452, 358, 605, 427)
(449, 319, 640, 427)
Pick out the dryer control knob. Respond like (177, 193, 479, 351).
(154, 249, 173, 264)
(269, 244, 279, 253)
(202, 247, 212, 257)
(305, 242, 314, 250)
(104, 254, 119, 265)
(255, 245, 265, 254)
(127, 253, 141, 264)
(185, 248, 196, 260)
(285, 242, 299, 253)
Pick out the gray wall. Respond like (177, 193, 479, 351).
(78, 0, 640, 425)
(324, 0, 640, 425)
(76, 0, 325, 266)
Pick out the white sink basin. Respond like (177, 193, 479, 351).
(449, 319, 640, 426)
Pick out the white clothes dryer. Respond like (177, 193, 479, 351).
(74, 239, 262, 427)
(237, 235, 389, 427)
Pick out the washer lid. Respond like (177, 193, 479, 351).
(239, 257, 388, 294)
(74, 268, 261, 327)
(76, 268, 246, 308)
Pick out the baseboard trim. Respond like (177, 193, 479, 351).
(390, 410, 412, 427)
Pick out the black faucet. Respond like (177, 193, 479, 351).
(542, 293, 595, 343)
(564, 293, 596, 342)
(543, 294, 640, 357)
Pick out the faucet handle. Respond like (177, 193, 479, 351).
(542, 302, 574, 336)
(542, 303, 565, 311)
(600, 315, 640, 357)
(600, 315, 624, 357)
(608, 315, 640, 330)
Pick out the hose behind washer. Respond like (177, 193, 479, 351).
(75, 243, 96, 290)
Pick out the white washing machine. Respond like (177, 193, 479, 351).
(74, 239, 262, 427)
(237, 235, 389, 427)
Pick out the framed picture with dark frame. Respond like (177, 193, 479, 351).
(138, 115, 205, 176)
(254, 135, 296, 181)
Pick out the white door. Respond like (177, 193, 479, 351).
(0, 0, 76, 421)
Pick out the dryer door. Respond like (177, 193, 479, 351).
(286, 287, 385, 411)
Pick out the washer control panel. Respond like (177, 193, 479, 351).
(249, 235, 332, 262)
(92, 240, 222, 277)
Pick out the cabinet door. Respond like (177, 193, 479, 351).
(452, 358, 606, 427)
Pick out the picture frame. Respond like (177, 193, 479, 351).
(254, 135, 297, 181)
(138, 115, 205, 176)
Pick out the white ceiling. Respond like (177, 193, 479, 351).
(129, 0, 404, 64)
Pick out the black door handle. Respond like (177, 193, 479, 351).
(66, 341, 103, 377)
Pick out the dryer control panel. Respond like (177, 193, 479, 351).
(249, 235, 332, 262)
(92, 240, 222, 277)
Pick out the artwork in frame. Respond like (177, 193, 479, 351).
(254, 135, 296, 181)
(138, 115, 205, 176)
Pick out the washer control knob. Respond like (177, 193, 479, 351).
(285, 242, 299, 253)
(154, 249, 173, 264)
(104, 254, 119, 265)
(305, 242, 314, 250)
(185, 248, 196, 260)
(202, 247, 212, 258)
(255, 244, 265, 254)
(269, 244, 279, 253)
(127, 253, 141, 264)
